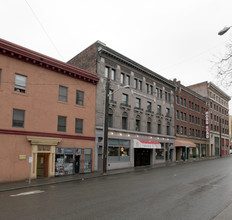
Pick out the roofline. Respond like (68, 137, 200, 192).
(97, 43, 175, 88)
(0, 38, 99, 84)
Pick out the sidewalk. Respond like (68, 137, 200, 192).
(0, 162, 176, 192)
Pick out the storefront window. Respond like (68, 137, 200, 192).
(108, 139, 130, 162)
(155, 149, 164, 160)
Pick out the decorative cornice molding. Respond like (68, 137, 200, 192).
(0, 129, 95, 141)
(0, 38, 99, 85)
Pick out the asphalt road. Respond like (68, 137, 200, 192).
(1, 157, 232, 220)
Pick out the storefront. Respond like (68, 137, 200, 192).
(134, 139, 162, 166)
(55, 147, 92, 176)
(175, 139, 196, 162)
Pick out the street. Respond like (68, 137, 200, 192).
(1, 157, 232, 220)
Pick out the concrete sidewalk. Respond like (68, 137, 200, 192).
(0, 162, 176, 192)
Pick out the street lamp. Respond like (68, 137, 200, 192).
(103, 78, 130, 174)
(218, 26, 232, 35)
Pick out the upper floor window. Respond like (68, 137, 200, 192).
(76, 90, 84, 106)
(122, 93, 128, 105)
(165, 92, 171, 102)
(111, 69, 116, 80)
(122, 112, 128, 130)
(134, 78, 138, 89)
(147, 101, 152, 112)
(135, 115, 141, 131)
(108, 109, 113, 128)
(147, 118, 152, 133)
(57, 116, 66, 132)
(59, 85, 68, 102)
(135, 98, 141, 108)
(176, 95, 179, 104)
(109, 89, 114, 101)
(14, 74, 27, 93)
(105, 66, 110, 78)
(12, 109, 25, 128)
(120, 73, 125, 84)
(166, 108, 170, 117)
(138, 80, 142, 91)
(157, 105, 162, 115)
(126, 75, 130, 86)
(75, 118, 83, 134)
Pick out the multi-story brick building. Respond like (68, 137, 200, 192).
(188, 82, 230, 157)
(173, 79, 209, 161)
(68, 41, 176, 171)
(0, 39, 98, 183)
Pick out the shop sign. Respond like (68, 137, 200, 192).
(56, 147, 64, 154)
(19, 155, 27, 160)
(205, 111, 209, 139)
(38, 145, 50, 152)
(64, 148, 74, 154)
(75, 148, 81, 155)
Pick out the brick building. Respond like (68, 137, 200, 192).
(0, 39, 98, 183)
(173, 79, 209, 161)
(68, 41, 176, 171)
(188, 82, 230, 157)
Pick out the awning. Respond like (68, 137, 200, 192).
(175, 140, 196, 148)
(134, 139, 161, 149)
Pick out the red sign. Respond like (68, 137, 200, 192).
(205, 111, 209, 139)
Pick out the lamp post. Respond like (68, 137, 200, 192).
(103, 78, 130, 174)
(218, 26, 232, 35)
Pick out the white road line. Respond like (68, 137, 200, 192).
(10, 190, 45, 197)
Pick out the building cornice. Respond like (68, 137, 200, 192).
(0, 38, 99, 84)
(98, 45, 175, 88)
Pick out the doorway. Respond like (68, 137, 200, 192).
(134, 148, 151, 167)
(37, 153, 49, 177)
(75, 155, 80, 174)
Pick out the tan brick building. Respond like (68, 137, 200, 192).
(0, 39, 98, 183)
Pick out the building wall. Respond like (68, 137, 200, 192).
(0, 49, 97, 182)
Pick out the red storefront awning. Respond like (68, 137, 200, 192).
(175, 140, 196, 148)
(134, 139, 161, 149)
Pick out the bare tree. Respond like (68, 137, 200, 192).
(214, 37, 232, 88)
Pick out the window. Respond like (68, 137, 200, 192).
(122, 112, 128, 130)
(111, 69, 116, 80)
(147, 101, 152, 112)
(180, 97, 183, 105)
(147, 118, 152, 133)
(135, 98, 141, 108)
(165, 92, 171, 102)
(108, 113, 113, 128)
(176, 110, 179, 120)
(166, 108, 170, 117)
(176, 95, 179, 104)
(181, 112, 183, 120)
(181, 126, 183, 135)
(138, 80, 142, 91)
(126, 75, 130, 86)
(176, 125, 179, 134)
(14, 74, 27, 93)
(57, 116, 66, 132)
(12, 109, 25, 128)
(59, 86, 68, 102)
(75, 118, 83, 133)
(134, 78, 138, 89)
(150, 85, 153, 95)
(146, 83, 149, 94)
(135, 116, 140, 131)
(167, 123, 170, 135)
(109, 89, 114, 102)
(159, 89, 162, 99)
(183, 99, 186, 107)
(156, 88, 159, 98)
(122, 93, 128, 105)
(105, 66, 110, 78)
(157, 121, 161, 134)
(120, 73, 125, 84)
(76, 90, 84, 105)
(157, 105, 162, 115)
(184, 113, 186, 121)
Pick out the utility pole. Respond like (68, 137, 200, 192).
(219, 117, 222, 157)
(103, 78, 110, 174)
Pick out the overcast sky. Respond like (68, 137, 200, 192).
(1, 0, 232, 106)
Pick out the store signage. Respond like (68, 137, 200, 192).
(205, 111, 209, 139)
(134, 139, 161, 149)
(19, 155, 26, 160)
(29, 156, 33, 164)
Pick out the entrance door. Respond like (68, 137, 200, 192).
(75, 155, 80, 174)
(98, 146, 103, 171)
(37, 153, 49, 177)
(134, 148, 151, 167)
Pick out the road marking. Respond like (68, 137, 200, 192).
(10, 190, 45, 197)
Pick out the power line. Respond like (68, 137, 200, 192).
(24, 0, 64, 61)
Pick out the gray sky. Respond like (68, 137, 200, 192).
(1, 0, 232, 107)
